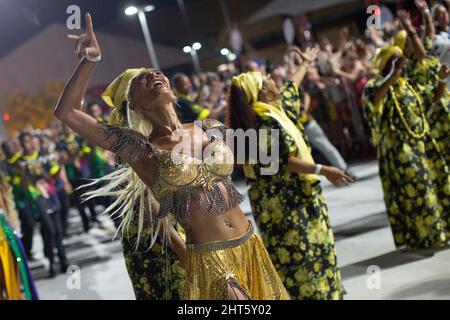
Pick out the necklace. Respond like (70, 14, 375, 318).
(389, 82, 429, 139)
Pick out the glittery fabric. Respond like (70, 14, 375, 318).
(100, 119, 244, 220)
(99, 122, 154, 161)
(182, 222, 290, 300)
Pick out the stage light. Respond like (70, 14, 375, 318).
(220, 48, 229, 56)
(144, 5, 155, 12)
(125, 6, 139, 16)
(124, 4, 160, 69)
(3, 114, 10, 121)
(183, 46, 192, 53)
(228, 53, 237, 61)
(192, 42, 201, 50)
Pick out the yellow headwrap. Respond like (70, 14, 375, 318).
(371, 45, 403, 75)
(391, 30, 407, 52)
(232, 72, 319, 181)
(101, 68, 146, 126)
(370, 45, 406, 145)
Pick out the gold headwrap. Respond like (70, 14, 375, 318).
(101, 68, 146, 126)
(232, 72, 319, 181)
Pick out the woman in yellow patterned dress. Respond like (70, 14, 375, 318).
(393, 11, 450, 165)
(227, 47, 353, 299)
(362, 36, 450, 249)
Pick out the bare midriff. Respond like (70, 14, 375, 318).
(177, 183, 250, 244)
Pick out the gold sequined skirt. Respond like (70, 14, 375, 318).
(182, 222, 290, 300)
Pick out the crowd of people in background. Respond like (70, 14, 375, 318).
(0, 114, 116, 278)
(1, 0, 449, 287)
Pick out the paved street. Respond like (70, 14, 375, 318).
(34, 161, 450, 300)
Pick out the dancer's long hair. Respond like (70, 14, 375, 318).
(226, 84, 258, 162)
(81, 93, 175, 251)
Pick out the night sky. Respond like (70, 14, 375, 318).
(0, 0, 265, 59)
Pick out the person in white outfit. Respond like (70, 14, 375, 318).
(432, 1, 450, 89)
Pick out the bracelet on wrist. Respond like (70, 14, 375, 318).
(314, 164, 323, 175)
(84, 54, 102, 62)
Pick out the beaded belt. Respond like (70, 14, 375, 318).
(187, 222, 254, 254)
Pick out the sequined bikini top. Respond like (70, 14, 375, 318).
(102, 119, 244, 221)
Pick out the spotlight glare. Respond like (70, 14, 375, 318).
(125, 6, 139, 15)
(192, 42, 201, 50)
(220, 48, 229, 56)
(144, 5, 155, 12)
(228, 53, 237, 61)
(183, 46, 192, 53)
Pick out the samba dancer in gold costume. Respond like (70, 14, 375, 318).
(55, 13, 289, 300)
(100, 69, 185, 300)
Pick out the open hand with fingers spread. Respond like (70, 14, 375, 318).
(67, 13, 101, 60)
(286, 46, 319, 77)
(298, 46, 319, 64)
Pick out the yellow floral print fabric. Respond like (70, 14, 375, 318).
(245, 81, 345, 300)
(121, 214, 185, 300)
(407, 37, 450, 164)
(363, 76, 450, 249)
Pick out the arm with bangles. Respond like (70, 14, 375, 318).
(284, 48, 352, 187)
(54, 13, 155, 186)
(287, 157, 353, 187)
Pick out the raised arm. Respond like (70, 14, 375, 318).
(397, 10, 426, 62)
(415, 0, 435, 40)
(446, 0, 450, 16)
(54, 13, 110, 149)
(286, 46, 319, 88)
(372, 56, 406, 108)
(54, 13, 156, 186)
